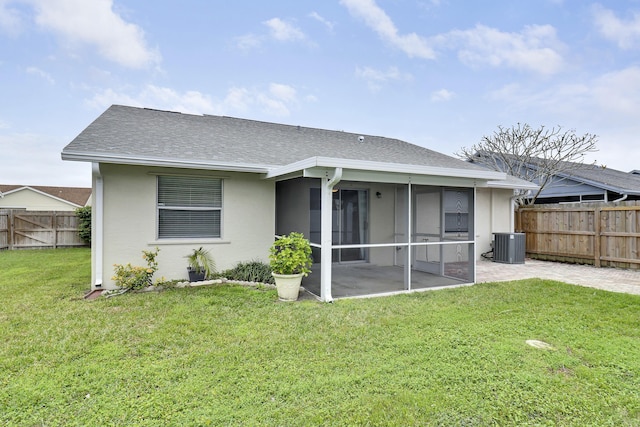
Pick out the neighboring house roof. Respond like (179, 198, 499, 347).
(552, 163, 640, 196)
(62, 105, 520, 186)
(470, 151, 640, 198)
(0, 185, 92, 207)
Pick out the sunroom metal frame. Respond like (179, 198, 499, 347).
(266, 156, 506, 302)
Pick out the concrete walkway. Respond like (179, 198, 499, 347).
(476, 258, 640, 295)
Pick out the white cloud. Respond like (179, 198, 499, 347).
(0, 0, 23, 35)
(340, 0, 435, 59)
(490, 66, 640, 123)
(87, 85, 216, 115)
(590, 66, 640, 117)
(229, 83, 299, 116)
(430, 88, 454, 102)
(263, 17, 305, 42)
(222, 87, 252, 112)
(355, 65, 413, 92)
(29, 0, 160, 69)
(87, 83, 303, 117)
(309, 11, 334, 32)
(26, 66, 54, 84)
(0, 132, 91, 186)
(486, 68, 640, 173)
(592, 4, 640, 50)
(234, 33, 263, 50)
(340, 0, 562, 74)
(269, 83, 297, 103)
(442, 24, 565, 75)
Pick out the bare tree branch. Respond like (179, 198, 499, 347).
(456, 124, 598, 205)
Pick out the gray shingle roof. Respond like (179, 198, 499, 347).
(558, 163, 640, 195)
(472, 151, 640, 195)
(63, 105, 491, 173)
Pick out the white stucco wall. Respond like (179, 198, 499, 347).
(475, 187, 514, 258)
(0, 189, 78, 211)
(96, 164, 275, 289)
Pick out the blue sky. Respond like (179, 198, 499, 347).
(1, 0, 640, 187)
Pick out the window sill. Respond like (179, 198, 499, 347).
(149, 239, 231, 246)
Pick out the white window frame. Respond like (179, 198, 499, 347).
(156, 175, 223, 239)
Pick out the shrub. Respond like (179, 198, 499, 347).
(220, 260, 274, 284)
(269, 232, 312, 276)
(75, 206, 91, 244)
(185, 247, 216, 279)
(112, 247, 159, 290)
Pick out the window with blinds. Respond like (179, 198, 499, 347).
(157, 176, 222, 239)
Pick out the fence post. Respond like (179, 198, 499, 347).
(594, 207, 601, 268)
(8, 210, 14, 250)
(53, 211, 57, 249)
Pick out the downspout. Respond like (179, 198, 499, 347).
(320, 167, 342, 302)
(92, 163, 104, 289)
(613, 194, 628, 203)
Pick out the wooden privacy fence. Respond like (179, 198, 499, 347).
(515, 201, 640, 269)
(0, 210, 87, 250)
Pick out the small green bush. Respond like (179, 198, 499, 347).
(75, 206, 91, 244)
(269, 232, 312, 276)
(185, 247, 216, 279)
(220, 260, 274, 284)
(112, 247, 159, 290)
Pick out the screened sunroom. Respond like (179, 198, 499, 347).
(269, 158, 494, 301)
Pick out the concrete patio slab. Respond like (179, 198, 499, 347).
(301, 258, 640, 300)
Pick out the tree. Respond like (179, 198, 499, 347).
(456, 123, 598, 205)
(76, 206, 91, 244)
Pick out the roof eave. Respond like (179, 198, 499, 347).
(486, 180, 540, 191)
(555, 174, 640, 195)
(265, 156, 507, 181)
(62, 151, 272, 174)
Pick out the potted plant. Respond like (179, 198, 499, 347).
(185, 247, 215, 282)
(269, 232, 313, 301)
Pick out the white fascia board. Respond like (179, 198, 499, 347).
(264, 157, 322, 179)
(487, 180, 540, 191)
(61, 151, 271, 174)
(266, 156, 507, 181)
(304, 168, 485, 187)
(0, 186, 27, 197)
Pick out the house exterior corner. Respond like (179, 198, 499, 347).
(94, 163, 275, 289)
(475, 187, 515, 257)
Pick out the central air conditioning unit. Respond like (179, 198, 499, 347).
(493, 233, 525, 264)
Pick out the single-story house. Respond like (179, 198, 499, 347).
(62, 105, 536, 301)
(534, 163, 640, 204)
(0, 185, 92, 211)
(469, 152, 640, 204)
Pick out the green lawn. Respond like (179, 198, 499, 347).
(1, 248, 639, 426)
